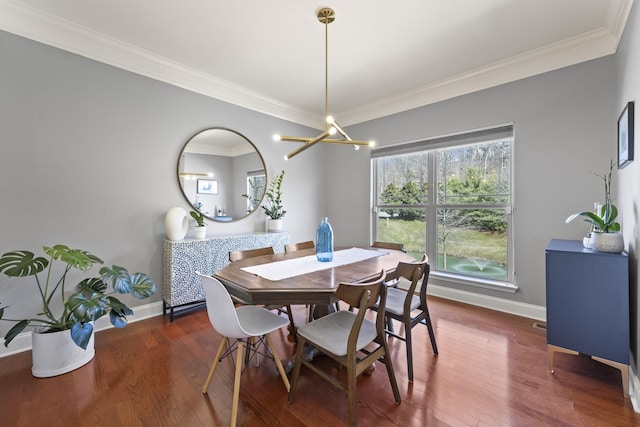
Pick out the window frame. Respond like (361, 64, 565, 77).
(371, 124, 516, 292)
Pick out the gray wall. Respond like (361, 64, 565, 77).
(0, 21, 630, 350)
(616, 0, 640, 378)
(0, 30, 326, 341)
(330, 56, 617, 307)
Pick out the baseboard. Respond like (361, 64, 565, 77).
(427, 284, 547, 321)
(630, 358, 640, 412)
(0, 301, 164, 358)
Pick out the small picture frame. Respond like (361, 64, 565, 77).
(197, 179, 218, 194)
(617, 101, 634, 169)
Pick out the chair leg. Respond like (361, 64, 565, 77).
(231, 342, 244, 427)
(381, 342, 401, 404)
(285, 305, 297, 343)
(266, 334, 290, 391)
(288, 335, 307, 403)
(424, 310, 439, 355)
(203, 337, 228, 393)
(405, 322, 414, 383)
(347, 357, 359, 427)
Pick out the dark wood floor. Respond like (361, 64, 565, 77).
(1, 296, 638, 426)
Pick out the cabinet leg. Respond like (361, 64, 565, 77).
(547, 344, 629, 398)
(592, 356, 629, 397)
(547, 344, 578, 373)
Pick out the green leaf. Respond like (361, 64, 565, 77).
(44, 245, 102, 271)
(108, 296, 133, 328)
(4, 319, 29, 347)
(99, 265, 131, 293)
(70, 322, 93, 350)
(67, 291, 108, 322)
(0, 250, 48, 277)
(128, 272, 157, 299)
(77, 277, 107, 295)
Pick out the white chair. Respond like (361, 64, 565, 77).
(197, 272, 290, 427)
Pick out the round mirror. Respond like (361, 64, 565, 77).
(177, 128, 266, 222)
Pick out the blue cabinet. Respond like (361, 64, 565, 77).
(545, 239, 629, 396)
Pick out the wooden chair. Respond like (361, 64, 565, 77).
(371, 240, 407, 253)
(229, 246, 276, 262)
(228, 246, 297, 340)
(197, 273, 290, 427)
(373, 255, 438, 382)
(284, 240, 315, 252)
(288, 270, 401, 426)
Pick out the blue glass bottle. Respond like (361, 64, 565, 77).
(316, 217, 334, 262)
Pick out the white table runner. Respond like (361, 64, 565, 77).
(241, 247, 386, 281)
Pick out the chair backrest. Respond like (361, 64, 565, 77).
(229, 246, 275, 262)
(335, 269, 387, 348)
(387, 254, 430, 306)
(371, 241, 406, 253)
(196, 272, 249, 339)
(284, 241, 315, 253)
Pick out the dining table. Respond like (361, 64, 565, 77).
(214, 246, 416, 309)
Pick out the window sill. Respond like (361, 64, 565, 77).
(429, 271, 518, 293)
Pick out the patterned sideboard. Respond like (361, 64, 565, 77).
(162, 231, 289, 320)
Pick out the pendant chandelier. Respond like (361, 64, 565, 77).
(274, 7, 374, 160)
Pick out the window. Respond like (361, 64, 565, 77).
(245, 170, 265, 213)
(372, 125, 514, 288)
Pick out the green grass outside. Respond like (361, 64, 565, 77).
(376, 218, 507, 267)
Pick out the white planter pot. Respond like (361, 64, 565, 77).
(165, 207, 189, 241)
(589, 232, 624, 253)
(194, 225, 207, 239)
(31, 327, 95, 378)
(268, 219, 283, 232)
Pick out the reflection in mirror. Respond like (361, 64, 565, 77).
(178, 128, 266, 222)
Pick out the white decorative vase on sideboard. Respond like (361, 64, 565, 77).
(165, 207, 189, 241)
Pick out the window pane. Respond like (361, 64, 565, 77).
(377, 210, 426, 260)
(437, 140, 510, 205)
(376, 153, 428, 206)
(437, 208, 508, 281)
(246, 175, 265, 212)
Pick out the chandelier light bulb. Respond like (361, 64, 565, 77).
(273, 134, 282, 141)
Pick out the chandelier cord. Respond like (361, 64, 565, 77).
(324, 15, 329, 132)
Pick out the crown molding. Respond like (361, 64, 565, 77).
(0, 0, 633, 127)
(0, 0, 320, 128)
(339, 26, 621, 125)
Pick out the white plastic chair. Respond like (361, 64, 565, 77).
(197, 272, 290, 427)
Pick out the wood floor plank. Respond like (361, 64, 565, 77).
(0, 296, 638, 426)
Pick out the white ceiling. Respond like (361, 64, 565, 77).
(0, 0, 634, 129)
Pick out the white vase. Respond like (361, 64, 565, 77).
(31, 327, 95, 378)
(268, 219, 283, 232)
(165, 207, 189, 241)
(589, 232, 624, 253)
(194, 225, 207, 239)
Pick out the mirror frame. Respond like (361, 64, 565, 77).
(177, 127, 266, 222)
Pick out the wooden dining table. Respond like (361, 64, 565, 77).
(214, 246, 415, 308)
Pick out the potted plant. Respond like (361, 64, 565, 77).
(190, 209, 207, 239)
(565, 160, 623, 253)
(262, 170, 286, 231)
(0, 244, 156, 377)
